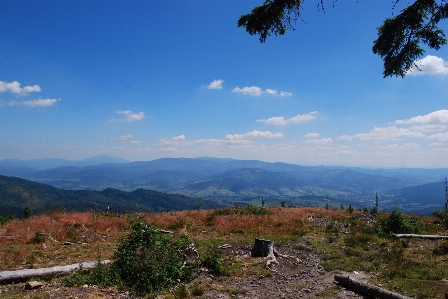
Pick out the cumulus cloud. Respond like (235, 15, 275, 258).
(232, 86, 292, 97)
(208, 79, 223, 89)
(305, 138, 332, 145)
(338, 135, 353, 141)
(304, 133, 320, 138)
(171, 135, 186, 141)
(0, 81, 41, 94)
(354, 126, 425, 140)
(225, 130, 284, 140)
(115, 135, 134, 141)
(396, 109, 448, 125)
(157, 135, 192, 146)
(115, 110, 145, 122)
(0, 98, 59, 107)
(257, 111, 318, 125)
(407, 55, 448, 76)
(427, 132, 448, 144)
(232, 86, 263, 96)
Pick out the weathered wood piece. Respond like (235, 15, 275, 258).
(25, 281, 43, 290)
(250, 238, 278, 267)
(393, 233, 448, 240)
(0, 260, 110, 284)
(334, 275, 413, 299)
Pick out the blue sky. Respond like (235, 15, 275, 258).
(1, 0, 447, 168)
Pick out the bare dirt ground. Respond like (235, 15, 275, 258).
(0, 240, 369, 299)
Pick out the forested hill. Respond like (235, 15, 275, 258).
(0, 175, 224, 217)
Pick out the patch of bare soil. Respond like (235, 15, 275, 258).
(0, 239, 371, 298)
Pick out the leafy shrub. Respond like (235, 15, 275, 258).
(346, 204, 354, 214)
(112, 218, 198, 296)
(375, 209, 422, 236)
(0, 215, 15, 225)
(191, 285, 205, 296)
(433, 241, 448, 255)
(201, 245, 225, 275)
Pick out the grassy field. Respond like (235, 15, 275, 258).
(1, 206, 447, 298)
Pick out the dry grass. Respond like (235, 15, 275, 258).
(0, 207, 344, 270)
(1, 207, 447, 298)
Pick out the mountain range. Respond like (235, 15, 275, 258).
(0, 156, 446, 215)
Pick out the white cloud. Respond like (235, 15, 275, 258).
(225, 130, 284, 140)
(279, 91, 293, 96)
(427, 132, 448, 143)
(354, 126, 425, 140)
(232, 86, 263, 96)
(396, 109, 448, 125)
(171, 135, 186, 141)
(232, 86, 292, 96)
(130, 140, 141, 144)
(0, 81, 41, 94)
(0, 98, 59, 107)
(23, 98, 58, 107)
(409, 124, 447, 132)
(115, 135, 134, 141)
(157, 135, 192, 146)
(305, 138, 332, 145)
(304, 133, 319, 138)
(407, 55, 448, 76)
(208, 79, 223, 89)
(338, 135, 353, 141)
(116, 110, 145, 122)
(257, 111, 318, 125)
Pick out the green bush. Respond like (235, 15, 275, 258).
(375, 209, 422, 236)
(0, 215, 15, 225)
(201, 245, 225, 275)
(112, 218, 198, 296)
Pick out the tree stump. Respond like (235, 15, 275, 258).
(250, 239, 278, 267)
(250, 239, 277, 258)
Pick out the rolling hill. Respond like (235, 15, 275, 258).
(0, 175, 224, 217)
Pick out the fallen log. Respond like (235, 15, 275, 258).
(334, 275, 413, 299)
(393, 234, 448, 240)
(0, 260, 110, 284)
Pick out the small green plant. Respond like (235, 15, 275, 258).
(340, 204, 344, 210)
(112, 217, 198, 296)
(63, 261, 117, 287)
(23, 205, 32, 219)
(29, 234, 46, 244)
(370, 206, 378, 215)
(0, 215, 15, 225)
(201, 245, 225, 275)
(346, 204, 354, 214)
(190, 285, 205, 296)
(375, 209, 423, 236)
(433, 241, 448, 255)
(281, 200, 286, 207)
